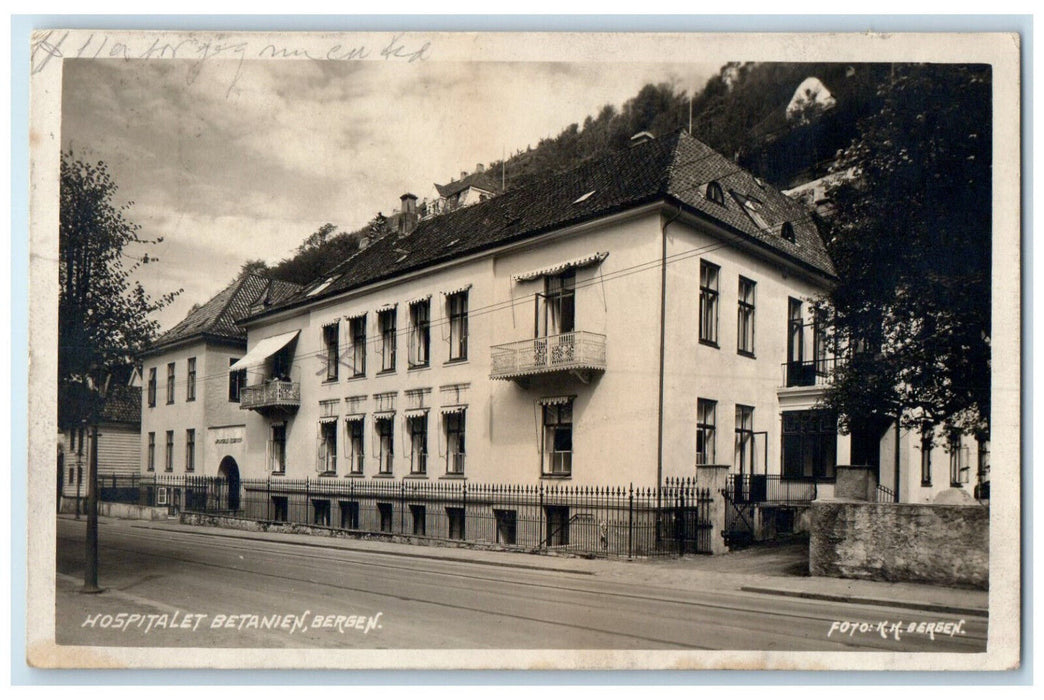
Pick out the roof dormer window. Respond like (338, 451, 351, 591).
(706, 181, 725, 205)
(781, 222, 796, 243)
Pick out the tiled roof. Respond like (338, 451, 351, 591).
(434, 170, 502, 199)
(99, 384, 141, 425)
(251, 132, 835, 320)
(150, 274, 303, 352)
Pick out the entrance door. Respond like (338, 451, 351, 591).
(218, 456, 241, 512)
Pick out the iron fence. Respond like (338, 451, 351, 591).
(874, 483, 898, 503)
(726, 474, 818, 505)
(97, 472, 713, 557)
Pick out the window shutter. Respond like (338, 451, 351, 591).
(437, 414, 447, 458)
(317, 429, 326, 473)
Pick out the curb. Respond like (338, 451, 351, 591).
(739, 586, 988, 617)
(128, 521, 597, 577)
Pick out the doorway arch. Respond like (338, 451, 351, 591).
(218, 456, 241, 512)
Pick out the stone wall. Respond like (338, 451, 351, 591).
(809, 501, 988, 589)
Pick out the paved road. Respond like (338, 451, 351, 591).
(55, 517, 987, 652)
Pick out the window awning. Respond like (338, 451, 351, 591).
(344, 311, 366, 321)
(512, 252, 608, 282)
(318, 416, 338, 425)
(374, 411, 395, 420)
(405, 408, 429, 418)
(344, 414, 365, 423)
(376, 303, 397, 313)
(442, 284, 472, 296)
(440, 405, 467, 415)
(228, 330, 299, 372)
(405, 294, 431, 306)
(538, 395, 575, 407)
(321, 319, 339, 330)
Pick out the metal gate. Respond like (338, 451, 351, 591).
(665, 483, 714, 554)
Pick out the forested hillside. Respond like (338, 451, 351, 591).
(255, 62, 895, 285)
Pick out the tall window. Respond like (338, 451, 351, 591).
(269, 424, 286, 473)
(228, 358, 245, 402)
(949, 431, 968, 486)
(186, 357, 197, 401)
(541, 400, 573, 477)
(699, 261, 719, 346)
(165, 431, 174, 472)
(543, 272, 575, 336)
(445, 410, 466, 475)
(920, 426, 933, 486)
(735, 405, 754, 475)
(408, 414, 428, 474)
(813, 307, 830, 375)
(317, 420, 337, 475)
(737, 277, 756, 356)
(782, 410, 838, 481)
(376, 417, 394, 474)
(166, 362, 176, 404)
(323, 323, 339, 381)
(185, 429, 195, 472)
(788, 298, 804, 363)
(147, 368, 157, 407)
(146, 432, 155, 471)
(696, 399, 717, 465)
(349, 315, 366, 377)
(346, 418, 364, 474)
(378, 308, 396, 372)
(408, 300, 431, 368)
(447, 291, 469, 361)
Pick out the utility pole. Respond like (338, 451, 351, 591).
(81, 422, 102, 593)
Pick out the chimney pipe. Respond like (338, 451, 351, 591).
(398, 193, 419, 237)
(476, 163, 485, 173)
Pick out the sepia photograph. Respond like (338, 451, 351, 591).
(24, 29, 1021, 670)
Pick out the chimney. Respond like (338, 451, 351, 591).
(630, 131, 655, 147)
(398, 193, 419, 237)
(460, 171, 467, 180)
(476, 163, 485, 173)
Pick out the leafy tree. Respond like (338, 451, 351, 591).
(239, 259, 270, 278)
(59, 152, 180, 428)
(822, 64, 992, 441)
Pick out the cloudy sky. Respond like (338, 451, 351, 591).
(62, 56, 720, 331)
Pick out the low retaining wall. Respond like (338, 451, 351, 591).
(810, 501, 988, 589)
(60, 499, 170, 520)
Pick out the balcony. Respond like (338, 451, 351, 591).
(240, 380, 300, 415)
(490, 331, 607, 383)
(780, 358, 835, 388)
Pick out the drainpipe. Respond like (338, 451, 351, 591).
(894, 412, 901, 502)
(657, 204, 683, 489)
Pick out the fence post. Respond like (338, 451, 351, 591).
(305, 477, 310, 525)
(538, 482, 545, 550)
(400, 480, 406, 535)
(628, 483, 634, 560)
(267, 476, 271, 521)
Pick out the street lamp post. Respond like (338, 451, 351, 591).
(81, 422, 103, 594)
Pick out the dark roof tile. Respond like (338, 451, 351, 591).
(254, 132, 834, 320)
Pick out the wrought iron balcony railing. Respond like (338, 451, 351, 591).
(240, 380, 301, 411)
(780, 358, 835, 388)
(490, 331, 607, 381)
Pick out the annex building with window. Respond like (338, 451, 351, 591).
(232, 131, 857, 502)
(138, 273, 301, 503)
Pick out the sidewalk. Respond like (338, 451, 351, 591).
(95, 514, 988, 617)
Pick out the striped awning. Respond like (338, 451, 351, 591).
(376, 303, 397, 313)
(405, 294, 432, 306)
(374, 411, 395, 420)
(317, 415, 338, 425)
(440, 405, 467, 415)
(538, 395, 575, 406)
(228, 330, 299, 371)
(512, 252, 608, 282)
(441, 283, 472, 296)
(344, 414, 365, 423)
(344, 310, 366, 321)
(404, 408, 429, 418)
(321, 319, 339, 330)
